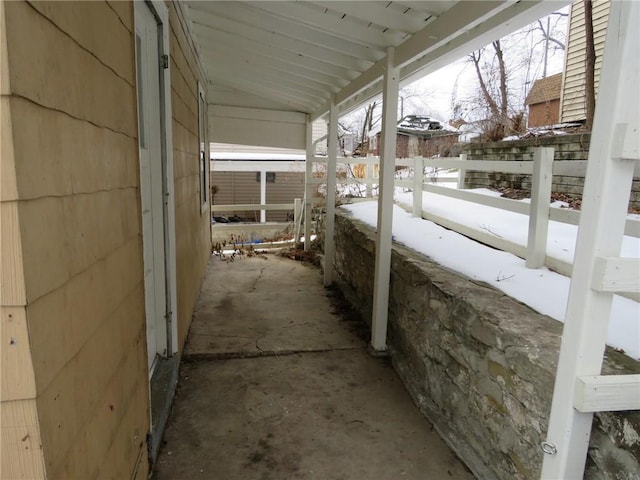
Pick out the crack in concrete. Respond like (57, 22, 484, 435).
(183, 345, 366, 362)
(250, 267, 266, 292)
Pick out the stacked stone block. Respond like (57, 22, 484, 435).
(334, 212, 640, 480)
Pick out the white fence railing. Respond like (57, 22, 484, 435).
(308, 149, 640, 281)
(211, 199, 304, 241)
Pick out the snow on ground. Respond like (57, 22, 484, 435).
(341, 190, 640, 360)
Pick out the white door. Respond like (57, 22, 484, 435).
(135, 1, 168, 375)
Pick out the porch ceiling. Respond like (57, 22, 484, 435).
(182, 1, 567, 119)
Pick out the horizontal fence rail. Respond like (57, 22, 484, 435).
(308, 151, 639, 294)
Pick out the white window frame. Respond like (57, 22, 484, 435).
(198, 82, 209, 213)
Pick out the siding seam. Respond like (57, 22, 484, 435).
(9, 93, 136, 140)
(25, 231, 142, 306)
(25, 1, 135, 89)
(105, 1, 132, 34)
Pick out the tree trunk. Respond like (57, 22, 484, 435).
(493, 40, 509, 136)
(470, 49, 500, 118)
(583, 0, 596, 131)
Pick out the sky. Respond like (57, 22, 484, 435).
(343, 6, 570, 126)
(340, 188, 640, 361)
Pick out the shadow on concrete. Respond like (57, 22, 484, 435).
(152, 253, 474, 479)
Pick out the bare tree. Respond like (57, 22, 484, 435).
(583, 0, 596, 130)
(469, 40, 513, 140)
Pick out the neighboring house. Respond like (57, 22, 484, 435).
(369, 115, 459, 158)
(560, 0, 611, 123)
(210, 144, 305, 222)
(525, 72, 563, 127)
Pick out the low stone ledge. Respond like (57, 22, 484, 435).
(333, 210, 640, 480)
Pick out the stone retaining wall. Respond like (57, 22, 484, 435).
(462, 134, 640, 210)
(333, 211, 640, 480)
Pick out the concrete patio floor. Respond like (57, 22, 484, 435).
(152, 252, 475, 480)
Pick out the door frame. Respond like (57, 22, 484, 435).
(135, 0, 179, 362)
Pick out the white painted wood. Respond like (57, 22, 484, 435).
(212, 161, 305, 173)
(413, 156, 424, 217)
(210, 106, 307, 150)
(190, 7, 372, 72)
(244, 1, 404, 48)
(210, 73, 319, 113)
(366, 155, 375, 197)
(198, 83, 209, 213)
(202, 48, 347, 91)
(259, 170, 267, 223)
(526, 148, 554, 268)
(552, 160, 587, 176)
(612, 122, 640, 161)
(424, 158, 534, 174)
(208, 61, 328, 100)
(574, 375, 640, 413)
(135, 1, 168, 374)
(156, 0, 179, 358)
(305, 119, 313, 251)
(422, 183, 531, 216)
(211, 106, 307, 125)
(371, 48, 399, 352)
(457, 154, 467, 190)
(202, 51, 335, 98)
(313, 155, 379, 165)
(334, 62, 386, 107)
(212, 204, 294, 212)
(541, 2, 639, 478)
(194, 24, 357, 81)
(193, 1, 383, 62)
(323, 99, 338, 286)
(591, 257, 640, 293)
(294, 198, 303, 243)
(313, 1, 429, 34)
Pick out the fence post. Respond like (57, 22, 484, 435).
(457, 153, 467, 189)
(526, 147, 554, 268)
(294, 197, 302, 244)
(366, 154, 374, 197)
(304, 120, 313, 251)
(413, 156, 424, 217)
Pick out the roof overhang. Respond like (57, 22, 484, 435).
(182, 1, 569, 123)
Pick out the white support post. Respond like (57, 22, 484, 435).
(366, 154, 374, 197)
(304, 118, 313, 251)
(323, 98, 338, 286)
(457, 153, 467, 190)
(294, 197, 302, 243)
(260, 169, 267, 223)
(541, 2, 639, 479)
(413, 156, 424, 217)
(526, 147, 554, 268)
(371, 48, 399, 353)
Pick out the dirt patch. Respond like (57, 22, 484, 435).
(326, 284, 370, 342)
(278, 246, 321, 266)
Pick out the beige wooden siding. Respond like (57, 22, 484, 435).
(560, 0, 611, 123)
(168, 2, 212, 348)
(212, 171, 304, 223)
(212, 172, 261, 218)
(1, 1, 148, 479)
(266, 172, 305, 222)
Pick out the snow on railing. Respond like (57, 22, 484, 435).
(308, 150, 640, 283)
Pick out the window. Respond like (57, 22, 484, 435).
(198, 83, 208, 211)
(256, 172, 276, 183)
